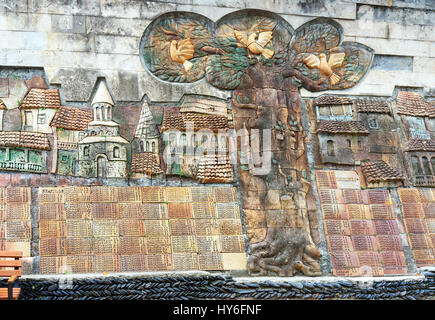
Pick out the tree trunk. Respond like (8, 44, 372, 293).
(232, 62, 321, 276)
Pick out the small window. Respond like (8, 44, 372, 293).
(37, 113, 46, 124)
(152, 142, 156, 153)
(24, 111, 33, 126)
(140, 141, 144, 152)
(347, 139, 351, 148)
(146, 141, 150, 152)
(83, 146, 89, 157)
(327, 140, 335, 157)
(358, 140, 362, 149)
(61, 155, 68, 162)
(422, 156, 431, 175)
(113, 146, 120, 158)
(411, 156, 422, 175)
(368, 118, 378, 129)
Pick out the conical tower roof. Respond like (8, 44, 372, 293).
(135, 100, 160, 139)
(92, 80, 114, 106)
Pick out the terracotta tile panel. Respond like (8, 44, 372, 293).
(39, 188, 65, 204)
(194, 219, 220, 236)
(39, 256, 67, 274)
(117, 187, 142, 203)
(346, 204, 371, 220)
(168, 202, 193, 219)
(332, 267, 361, 277)
(171, 235, 197, 253)
(5, 203, 31, 220)
(146, 254, 173, 271)
(120, 254, 147, 272)
(374, 220, 399, 235)
(214, 187, 236, 203)
(39, 238, 65, 256)
(316, 170, 337, 189)
(426, 219, 435, 233)
(413, 249, 435, 267)
(66, 220, 93, 238)
(95, 255, 120, 272)
(402, 203, 424, 218)
(173, 253, 199, 270)
(370, 204, 394, 220)
(39, 220, 66, 238)
(66, 255, 95, 273)
(93, 237, 119, 255)
(318, 189, 345, 204)
(118, 220, 145, 237)
(64, 203, 92, 220)
(357, 251, 382, 267)
(408, 234, 433, 249)
(324, 220, 351, 235)
(64, 187, 91, 203)
(39, 203, 66, 220)
(404, 218, 428, 234)
(144, 237, 172, 254)
(169, 219, 195, 236)
(398, 188, 420, 203)
(65, 238, 92, 255)
(343, 190, 365, 204)
(216, 202, 240, 219)
(322, 204, 348, 220)
(5, 221, 31, 240)
(92, 203, 120, 220)
(199, 252, 223, 270)
(220, 235, 245, 253)
(383, 266, 407, 275)
(118, 237, 146, 255)
(92, 220, 119, 237)
(166, 187, 192, 202)
(144, 220, 170, 237)
(326, 235, 354, 251)
(349, 220, 376, 235)
(196, 236, 221, 253)
(423, 203, 435, 218)
(192, 201, 217, 219)
(377, 235, 403, 251)
(330, 251, 360, 268)
(190, 187, 215, 202)
(141, 187, 167, 203)
(351, 235, 379, 251)
(218, 219, 243, 235)
(381, 251, 407, 267)
(142, 203, 168, 219)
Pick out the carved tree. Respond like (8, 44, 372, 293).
(141, 10, 374, 276)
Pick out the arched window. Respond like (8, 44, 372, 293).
(106, 106, 111, 120)
(152, 142, 156, 153)
(357, 140, 362, 150)
(180, 134, 187, 146)
(327, 140, 335, 157)
(220, 136, 227, 149)
(169, 133, 176, 146)
(201, 135, 208, 147)
(347, 139, 351, 148)
(83, 146, 89, 157)
(191, 134, 196, 147)
(422, 156, 431, 175)
(431, 157, 435, 174)
(411, 156, 422, 175)
(113, 146, 120, 158)
(211, 135, 217, 149)
(146, 141, 150, 152)
(140, 140, 144, 152)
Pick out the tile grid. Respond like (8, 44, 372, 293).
(38, 186, 247, 274)
(399, 188, 435, 267)
(0, 187, 32, 259)
(316, 170, 408, 276)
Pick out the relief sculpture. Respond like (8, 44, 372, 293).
(141, 10, 374, 276)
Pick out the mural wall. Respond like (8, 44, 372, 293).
(0, 5, 434, 277)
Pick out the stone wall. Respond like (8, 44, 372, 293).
(0, 0, 433, 104)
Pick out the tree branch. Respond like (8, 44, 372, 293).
(280, 65, 327, 92)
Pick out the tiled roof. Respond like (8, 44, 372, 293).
(196, 154, 234, 183)
(314, 96, 352, 106)
(0, 100, 6, 110)
(0, 131, 50, 150)
(316, 120, 369, 134)
(131, 152, 163, 175)
(161, 108, 229, 132)
(135, 101, 160, 139)
(20, 88, 61, 109)
(361, 160, 404, 183)
(396, 91, 433, 117)
(50, 106, 93, 131)
(355, 99, 391, 114)
(406, 139, 435, 152)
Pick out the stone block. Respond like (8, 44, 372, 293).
(95, 35, 139, 55)
(86, 16, 150, 37)
(51, 14, 86, 34)
(28, 0, 100, 16)
(100, 0, 142, 19)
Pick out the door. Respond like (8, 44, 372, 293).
(97, 156, 107, 178)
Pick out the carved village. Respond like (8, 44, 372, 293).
(0, 1, 434, 301)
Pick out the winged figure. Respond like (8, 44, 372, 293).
(169, 38, 195, 72)
(234, 29, 274, 59)
(302, 48, 346, 85)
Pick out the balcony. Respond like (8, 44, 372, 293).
(58, 141, 78, 150)
(0, 161, 43, 173)
(414, 175, 435, 187)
